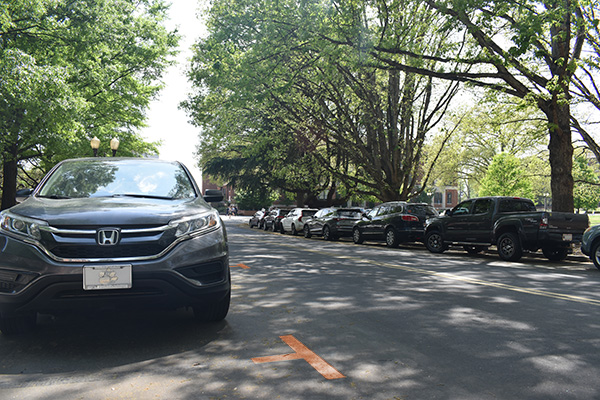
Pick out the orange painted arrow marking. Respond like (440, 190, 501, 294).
(230, 263, 250, 269)
(252, 335, 345, 380)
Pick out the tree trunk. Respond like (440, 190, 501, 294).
(543, 101, 574, 212)
(1, 144, 19, 211)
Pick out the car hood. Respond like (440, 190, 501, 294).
(9, 196, 211, 226)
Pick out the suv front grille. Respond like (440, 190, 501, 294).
(51, 243, 167, 259)
(40, 224, 177, 262)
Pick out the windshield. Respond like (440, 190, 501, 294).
(37, 159, 197, 200)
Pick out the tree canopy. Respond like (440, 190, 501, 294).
(0, 0, 178, 209)
(364, 0, 600, 212)
(183, 0, 461, 204)
(185, 0, 600, 211)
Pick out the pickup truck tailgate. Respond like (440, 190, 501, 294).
(546, 212, 589, 237)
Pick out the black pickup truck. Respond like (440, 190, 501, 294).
(424, 196, 589, 262)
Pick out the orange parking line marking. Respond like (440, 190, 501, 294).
(252, 335, 345, 380)
(230, 263, 250, 269)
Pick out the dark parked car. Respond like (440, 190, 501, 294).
(352, 202, 438, 247)
(263, 207, 294, 232)
(581, 224, 600, 269)
(0, 158, 230, 334)
(249, 210, 266, 228)
(303, 207, 364, 240)
(424, 196, 588, 261)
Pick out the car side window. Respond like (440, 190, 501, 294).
(518, 201, 536, 212)
(499, 200, 535, 212)
(452, 201, 472, 216)
(391, 205, 404, 214)
(473, 199, 493, 215)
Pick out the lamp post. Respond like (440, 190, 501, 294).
(90, 136, 100, 157)
(110, 138, 120, 157)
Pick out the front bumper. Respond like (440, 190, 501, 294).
(0, 228, 229, 315)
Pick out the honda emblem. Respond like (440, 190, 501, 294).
(96, 228, 121, 246)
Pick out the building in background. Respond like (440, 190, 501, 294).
(432, 186, 459, 211)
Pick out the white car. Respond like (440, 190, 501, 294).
(280, 208, 318, 235)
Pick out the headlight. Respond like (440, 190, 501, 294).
(0, 211, 47, 241)
(170, 211, 220, 238)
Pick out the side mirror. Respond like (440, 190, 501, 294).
(203, 189, 224, 203)
(446, 209, 453, 217)
(16, 188, 33, 203)
(16, 188, 34, 197)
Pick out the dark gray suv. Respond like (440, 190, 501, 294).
(0, 158, 230, 334)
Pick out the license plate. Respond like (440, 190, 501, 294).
(562, 233, 573, 241)
(83, 265, 132, 290)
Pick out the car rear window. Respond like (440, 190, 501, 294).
(338, 210, 363, 218)
(498, 199, 536, 212)
(406, 204, 439, 217)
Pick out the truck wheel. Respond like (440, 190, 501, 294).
(542, 246, 569, 261)
(352, 227, 364, 244)
(497, 232, 522, 262)
(303, 224, 312, 238)
(425, 231, 446, 253)
(592, 242, 600, 270)
(385, 228, 400, 248)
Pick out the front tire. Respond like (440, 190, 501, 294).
(323, 225, 336, 241)
(304, 224, 312, 238)
(385, 228, 400, 247)
(0, 312, 36, 335)
(352, 227, 364, 244)
(591, 241, 600, 270)
(425, 231, 446, 253)
(542, 246, 569, 261)
(193, 289, 230, 322)
(497, 232, 522, 262)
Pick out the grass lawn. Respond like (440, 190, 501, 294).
(588, 213, 600, 226)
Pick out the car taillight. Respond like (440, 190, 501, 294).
(402, 215, 419, 222)
(540, 214, 548, 229)
(298, 215, 302, 222)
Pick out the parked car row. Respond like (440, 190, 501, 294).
(248, 196, 598, 267)
(250, 202, 439, 247)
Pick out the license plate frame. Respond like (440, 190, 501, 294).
(83, 265, 132, 290)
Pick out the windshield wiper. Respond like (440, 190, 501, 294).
(111, 193, 175, 200)
(37, 195, 72, 199)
